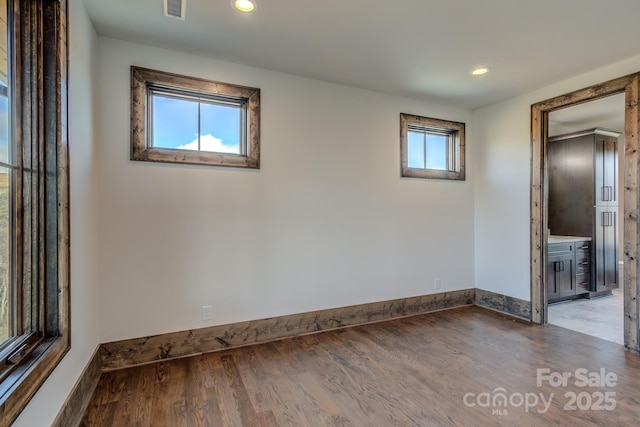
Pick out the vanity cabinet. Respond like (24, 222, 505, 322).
(548, 240, 591, 302)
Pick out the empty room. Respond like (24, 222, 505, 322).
(2, 0, 640, 426)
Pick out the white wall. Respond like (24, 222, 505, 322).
(13, 1, 101, 425)
(95, 37, 475, 342)
(474, 55, 640, 301)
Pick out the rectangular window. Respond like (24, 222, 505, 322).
(131, 66, 260, 168)
(0, 0, 70, 423)
(400, 113, 465, 180)
(150, 89, 244, 155)
(0, 0, 10, 347)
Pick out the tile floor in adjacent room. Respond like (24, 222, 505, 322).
(548, 289, 623, 344)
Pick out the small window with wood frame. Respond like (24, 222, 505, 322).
(131, 66, 261, 168)
(400, 113, 465, 180)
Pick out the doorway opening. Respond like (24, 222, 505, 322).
(546, 94, 625, 344)
(530, 73, 640, 353)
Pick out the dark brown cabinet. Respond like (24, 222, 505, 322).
(548, 241, 591, 302)
(594, 206, 618, 292)
(548, 128, 619, 297)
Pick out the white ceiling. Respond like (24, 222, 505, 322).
(549, 93, 626, 137)
(81, 0, 640, 109)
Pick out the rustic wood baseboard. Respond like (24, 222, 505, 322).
(475, 288, 531, 320)
(52, 288, 535, 423)
(100, 289, 475, 371)
(51, 347, 102, 427)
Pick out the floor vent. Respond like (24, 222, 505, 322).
(164, 0, 186, 20)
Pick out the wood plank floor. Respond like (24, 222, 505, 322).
(81, 306, 640, 426)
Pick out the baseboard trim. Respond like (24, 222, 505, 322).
(100, 289, 475, 371)
(51, 346, 102, 427)
(475, 288, 531, 320)
(51, 288, 533, 422)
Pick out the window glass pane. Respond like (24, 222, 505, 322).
(200, 102, 241, 154)
(0, 0, 8, 165)
(0, 93, 8, 165)
(407, 131, 425, 169)
(0, 167, 9, 343)
(425, 134, 448, 170)
(152, 94, 199, 150)
(0, 0, 9, 344)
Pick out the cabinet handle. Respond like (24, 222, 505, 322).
(602, 186, 614, 201)
(580, 245, 589, 249)
(580, 262, 589, 266)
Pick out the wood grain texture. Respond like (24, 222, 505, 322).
(475, 288, 531, 320)
(530, 104, 545, 324)
(52, 347, 102, 427)
(0, 1, 70, 425)
(130, 66, 260, 169)
(399, 113, 466, 180)
(530, 72, 640, 354)
(99, 289, 474, 371)
(624, 75, 640, 353)
(81, 306, 640, 426)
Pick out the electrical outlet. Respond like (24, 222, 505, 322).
(201, 305, 212, 321)
(434, 278, 442, 290)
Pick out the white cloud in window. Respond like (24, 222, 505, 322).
(177, 134, 239, 154)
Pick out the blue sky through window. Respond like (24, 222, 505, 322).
(426, 134, 447, 170)
(152, 94, 241, 154)
(407, 130, 447, 171)
(407, 131, 425, 169)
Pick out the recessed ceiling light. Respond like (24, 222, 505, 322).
(232, 0, 256, 13)
(472, 67, 489, 76)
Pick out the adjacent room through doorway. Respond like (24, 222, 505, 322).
(545, 94, 625, 345)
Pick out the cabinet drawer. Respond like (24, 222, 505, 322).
(548, 242, 574, 255)
(576, 273, 590, 293)
(575, 242, 591, 252)
(575, 253, 590, 273)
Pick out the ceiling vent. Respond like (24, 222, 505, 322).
(164, 0, 186, 20)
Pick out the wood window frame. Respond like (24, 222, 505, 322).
(0, 1, 70, 425)
(130, 66, 261, 169)
(400, 113, 465, 180)
(530, 73, 640, 354)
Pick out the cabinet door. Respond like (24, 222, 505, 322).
(547, 255, 560, 301)
(548, 253, 574, 300)
(549, 135, 595, 237)
(595, 136, 618, 206)
(594, 207, 618, 291)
